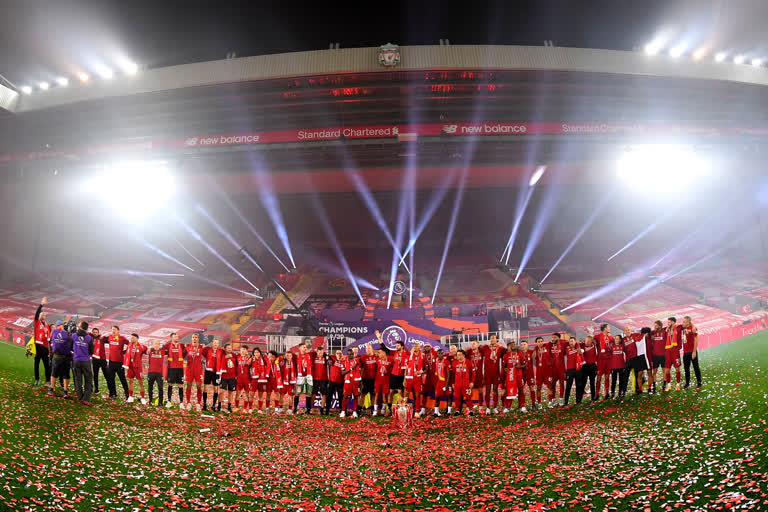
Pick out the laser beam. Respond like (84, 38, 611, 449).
(432, 166, 469, 303)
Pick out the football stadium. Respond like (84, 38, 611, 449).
(0, 2, 767, 510)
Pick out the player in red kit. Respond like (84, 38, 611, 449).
(466, 341, 486, 412)
(404, 344, 425, 416)
(280, 351, 297, 414)
(164, 333, 185, 409)
(90, 327, 105, 395)
(372, 347, 392, 416)
(359, 344, 378, 415)
(519, 339, 537, 410)
(649, 320, 667, 393)
(563, 336, 584, 406)
(420, 345, 434, 416)
(534, 337, 552, 408)
(594, 324, 614, 400)
(664, 317, 683, 392)
(501, 342, 524, 413)
(294, 343, 313, 415)
(266, 351, 284, 414)
(184, 333, 204, 411)
(33, 297, 52, 386)
(104, 325, 130, 400)
(250, 347, 269, 413)
(340, 349, 361, 418)
(202, 338, 222, 411)
(387, 339, 408, 410)
(681, 316, 702, 389)
(430, 349, 450, 416)
(480, 335, 505, 414)
(218, 343, 238, 413)
(123, 333, 147, 405)
(450, 349, 474, 416)
(549, 333, 567, 407)
(235, 346, 252, 413)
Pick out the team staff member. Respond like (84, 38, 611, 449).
(202, 338, 222, 411)
(360, 344, 378, 415)
(71, 321, 94, 405)
(387, 338, 408, 408)
(147, 340, 166, 407)
(681, 316, 702, 389)
(90, 328, 106, 395)
(650, 321, 667, 393)
(49, 321, 72, 398)
(164, 333, 185, 408)
(327, 349, 345, 416)
(563, 336, 583, 406)
(33, 297, 51, 386)
(578, 336, 598, 402)
(309, 346, 329, 414)
(104, 326, 130, 400)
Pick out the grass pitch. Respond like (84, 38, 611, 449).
(0, 333, 766, 511)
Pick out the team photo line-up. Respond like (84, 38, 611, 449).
(29, 297, 704, 417)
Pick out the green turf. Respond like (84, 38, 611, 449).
(0, 334, 766, 511)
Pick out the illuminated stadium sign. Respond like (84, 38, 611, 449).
(378, 43, 400, 67)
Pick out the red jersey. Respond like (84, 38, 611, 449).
(281, 359, 297, 385)
(375, 355, 392, 383)
(610, 340, 626, 370)
(665, 325, 681, 350)
(536, 345, 552, 370)
(203, 346, 222, 373)
(405, 353, 424, 381)
(342, 358, 361, 384)
(595, 332, 613, 359)
(581, 343, 598, 365)
(220, 353, 238, 379)
(267, 359, 283, 388)
(481, 344, 505, 377)
(431, 357, 449, 385)
(92, 335, 106, 360)
(123, 342, 146, 369)
(295, 352, 312, 377)
(391, 350, 408, 377)
(311, 352, 329, 381)
(451, 359, 473, 388)
(651, 329, 667, 357)
(164, 342, 185, 369)
(185, 343, 204, 375)
(502, 351, 519, 378)
(623, 333, 639, 359)
(467, 348, 484, 379)
(521, 347, 535, 374)
(681, 325, 697, 353)
(236, 354, 251, 381)
(329, 356, 345, 384)
(251, 355, 268, 382)
(360, 353, 378, 380)
(147, 348, 165, 374)
(105, 334, 129, 363)
(33, 316, 50, 349)
(550, 340, 567, 371)
(565, 346, 582, 370)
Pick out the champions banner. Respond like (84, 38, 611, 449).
(3, 121, 766, 163)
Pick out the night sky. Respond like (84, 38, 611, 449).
(2, 0, 766, 87)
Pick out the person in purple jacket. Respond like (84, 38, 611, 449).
(71, 322, 94, 405)
(49, 321, 73, 398)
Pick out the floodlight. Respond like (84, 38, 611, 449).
(78, 72, 90, 82)
(119, 59, 138, 75)
(84, 161, 175, 220)
(692, 48, 706, 60)
(96, 65, 114, 79)
(644, 41, 662, 56)
(669, 45, 684, 58)
(20, 86, 32, 94)
(39, 82, 49, 90)
(714, 52, 727, 62)
(56, 77, 69, 87)
(617, 145, 710, 191)
(751, 58, 763, 67)
(529, 165, 547, 186)
(734, 55, 745, 64)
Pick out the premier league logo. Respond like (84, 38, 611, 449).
(380, 325, 408, 350)
(378, 43, 401, 67)
(392, 280, 407, 295)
